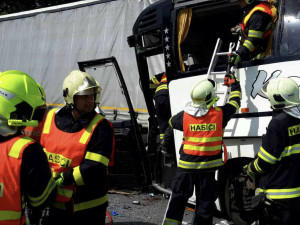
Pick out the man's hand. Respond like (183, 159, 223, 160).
(224, 73, 239, 87)
(229, 53, 241, 66)
(231, 25, 241, 36)
(55, 173, 65, 187)
(243, 164, 256, 190)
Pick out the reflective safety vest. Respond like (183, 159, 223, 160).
(241, 2, 273, 40)
(0, 135, 35, 225)
(182, 108, 223, 156)
(155, 74, 168, 92)
(41, 108, 105, 205)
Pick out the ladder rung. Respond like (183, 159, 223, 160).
(216, 52, 230, 56)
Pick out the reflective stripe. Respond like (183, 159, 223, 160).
(152, 76, 159, 85)
(74, 194, 108, 212)
(168, 117, 174, 128)
(244, 6, 266, 25)
(258, 187, 300, 199)
(184, 136, 222, 143)
(160, 133, 165, 140)
(178, 158, 223, 169)
(42, 108, 56, 134)
(252, 53, 265, 60)
(73, 166, 84, 186)
(52, 201, 67, 210)
(79, 114, 104, 144)
(155, 84, 168, 92)
(229, 91, 241, 99)
(253, 158, 263, 173)
(248, 30, 264, 38)
(243, 40, 255, 51)
(258, 146, 278, 164)
(8, 136, 33, 159)
(27, 176, 56, 207)
(57, 187, 73, 199)
(215, 107, 221, 111)
(164, 218, 181, 225)
(280, 144, 300, 159)
(85, 151, 109, 166)
(0, 211, 22, 220)
(183, 144, 221, 152)
(228, 101, 239, 112)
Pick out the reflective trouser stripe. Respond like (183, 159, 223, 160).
(258, 187, 300, 199)
(0, 210, 22, 220)
(163, 218, 181, 225)
(178, 158, 223, 169)
(74, 194, 108, 212)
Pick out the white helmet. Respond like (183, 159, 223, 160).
(261, 77, 300, 109)
(190, 79, 217, 108)
(63, 70, 102, 106)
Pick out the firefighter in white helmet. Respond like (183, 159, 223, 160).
(162, 74, 241, 225)
(0, 70, 56, 225)
(244, 77, 300, 225)
(40, 70, 114, 225)
(229, 0, 277, 67)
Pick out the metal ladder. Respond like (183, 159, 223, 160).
(206, 38, 240, 105)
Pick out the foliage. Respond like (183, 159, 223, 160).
(0, 0, 82, 15)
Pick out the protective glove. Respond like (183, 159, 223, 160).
(243, 193, 266, 211)
(223, 73, 239, 87)
(229, 53, 241, 66)
(55, 173, 65, 187)
(231, 24, 241, 36)
(243, 164, 256, 190)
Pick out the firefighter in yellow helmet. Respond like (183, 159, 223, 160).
(40, 70, 114, 225)
(0, 70, 56, 225)
(162, 75, 241, 225)
(243, 77, 300, 225)
(230, 0, 277, 66)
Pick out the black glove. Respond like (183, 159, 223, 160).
(224, 73, 239, 87)
(243, 193, 266, 211)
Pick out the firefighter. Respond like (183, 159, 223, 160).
(230, 0, 277, 65)
(40, 70, 114, 225)
(244, 77, 300, 225)
(162, 74, 241, 225)
(0, 70, 56, 224)
(150, 72, 171, 140)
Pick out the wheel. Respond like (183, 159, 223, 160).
(105, 211, 113, 225)
(223, 159, 257, 225)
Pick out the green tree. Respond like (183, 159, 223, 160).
(0, 0, 82, 15)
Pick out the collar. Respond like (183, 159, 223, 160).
(184, 102, 209, 117)
(283, 105, 300, 119)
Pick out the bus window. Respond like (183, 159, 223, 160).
(178, 5, 242, 72)
(279, 0, 300, 56)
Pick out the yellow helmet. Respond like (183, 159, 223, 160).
(0, 70, 46, 127)
(63, 70, 101, 106)
(261, 77, 300, 109)
(190, 79, 218, 108)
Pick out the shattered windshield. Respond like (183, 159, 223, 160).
(278, 0, 300, 56)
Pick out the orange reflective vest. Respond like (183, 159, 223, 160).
(182, 108, 223, 156)
(40, 108, 105, 204)
(0, 135, 35, 225)
(241, 2, 273, 39)
(23, 109, 47, 142)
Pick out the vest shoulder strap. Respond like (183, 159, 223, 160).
(9, 136, 34, 159)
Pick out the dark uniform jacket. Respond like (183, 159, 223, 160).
(237, 2, 273, 61)
(249, 112, 300, 200)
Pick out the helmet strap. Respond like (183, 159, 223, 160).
(207, 96, 220, 109)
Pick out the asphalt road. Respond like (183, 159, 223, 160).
(106, 190, 232, 225)
(106, 190, 194, 225)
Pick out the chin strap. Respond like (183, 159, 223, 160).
(207, 96, 220, 109)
